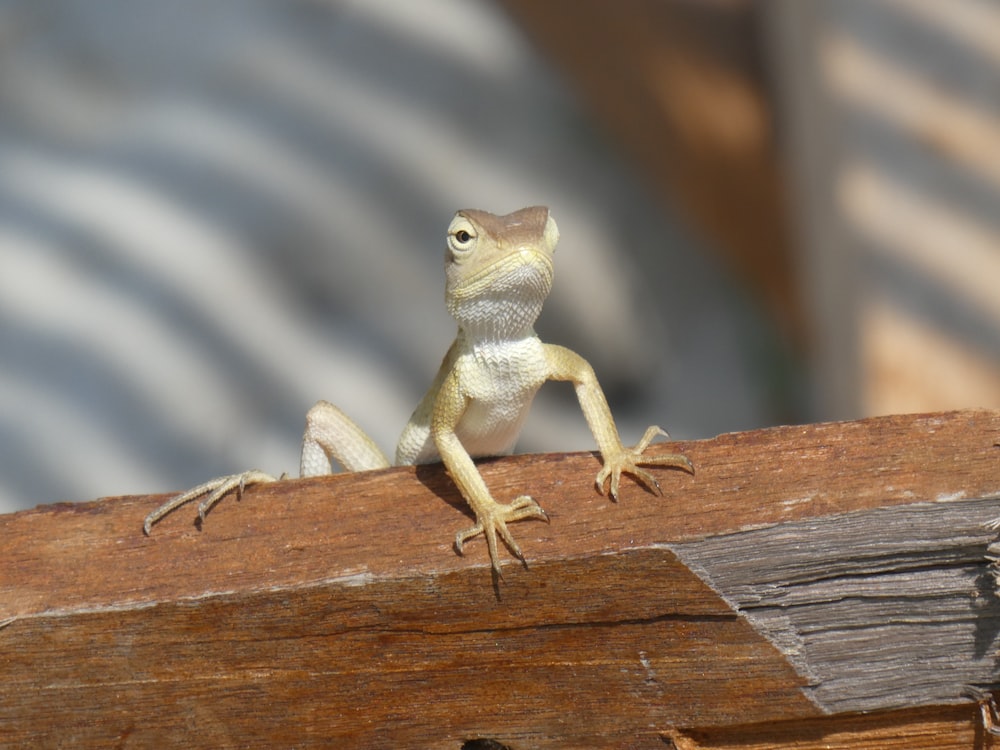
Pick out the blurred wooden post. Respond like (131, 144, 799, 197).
(2, 410, 1000, 747)
(498, 0, 801, 347)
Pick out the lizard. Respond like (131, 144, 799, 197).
(144, 206, 694, 577)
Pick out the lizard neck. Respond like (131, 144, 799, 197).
(450, 298, 544, 344)
(457, 324, 539, 354)
(446, 260, 551, 344)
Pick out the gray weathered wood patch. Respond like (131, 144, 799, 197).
(670, 496, 1000, 714)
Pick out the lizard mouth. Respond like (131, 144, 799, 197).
(448, 248, 554, 302)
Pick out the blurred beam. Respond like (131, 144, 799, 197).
(498, 0, 804, 347)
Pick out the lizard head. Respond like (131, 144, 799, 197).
(444, 206, 559, 339)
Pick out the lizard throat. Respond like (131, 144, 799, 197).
(447, 261, 552, 341)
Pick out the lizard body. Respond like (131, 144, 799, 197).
(145, 206, 693, 576)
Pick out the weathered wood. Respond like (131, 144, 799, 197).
(675, 499, 1000, 713)
(2, 410, 1000, 747)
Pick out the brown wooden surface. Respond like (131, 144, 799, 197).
(2, 410, 1000, 747)
(667, 705, 986, 749)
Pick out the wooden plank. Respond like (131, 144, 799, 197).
(7, 410, 1000, 619)
(0, 551, 813, 748)
(2, 410, 999, 747)
(666, 705, 979, 749)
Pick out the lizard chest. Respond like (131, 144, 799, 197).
(453, 336, 548, 455)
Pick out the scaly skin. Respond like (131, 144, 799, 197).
(144, 206, 694, 578)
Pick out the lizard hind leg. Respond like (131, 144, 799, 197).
(300, 400, 391, 475)
(143, 469, 277, 534)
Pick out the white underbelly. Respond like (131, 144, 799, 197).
(401, 334, 549, 464)
(455, 392, 537, 457)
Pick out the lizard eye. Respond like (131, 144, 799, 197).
(447, 218, 477, 255)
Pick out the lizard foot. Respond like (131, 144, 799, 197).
(454, 496, 549, 577)
(596, 425, 694, 500)
(143, 469, 277, 534)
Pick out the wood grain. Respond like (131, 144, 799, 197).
(2, 410, 999, 747)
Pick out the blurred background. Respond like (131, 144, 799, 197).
(1, 0, 998, 513)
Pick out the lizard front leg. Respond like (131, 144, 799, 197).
(544, 344, 694, 498)
(432, 372, 548, 577)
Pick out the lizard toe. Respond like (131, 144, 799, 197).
(144, 469, 277, 533)
(453, 497, 548, 574)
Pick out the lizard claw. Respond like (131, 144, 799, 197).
(595, 425, 693, 500)
(454, 495, 549, 577)
(143, 469, 277, 534)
